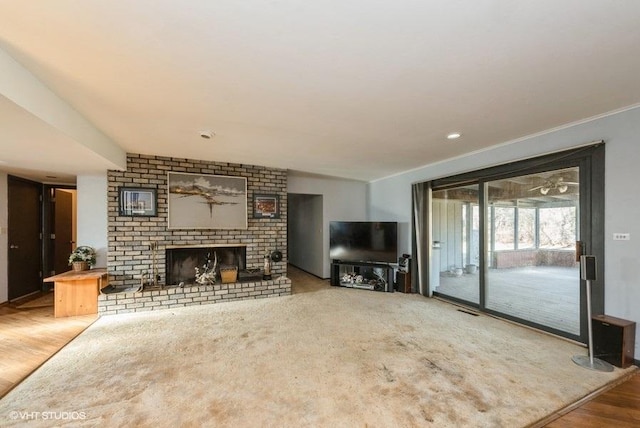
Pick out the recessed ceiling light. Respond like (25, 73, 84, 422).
(447, 132, 462, 140)
(199, 130, 215, 139)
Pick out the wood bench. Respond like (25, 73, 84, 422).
(44, 269, 108, 317)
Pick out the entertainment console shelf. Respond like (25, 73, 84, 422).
(330, 260, 395, 292)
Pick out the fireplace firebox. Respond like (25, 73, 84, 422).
(166, 245, 247, 286)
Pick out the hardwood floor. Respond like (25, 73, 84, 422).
(288, 265, 330, 294)
(539, 371, 640, 427)
(0, 292, 97, 398)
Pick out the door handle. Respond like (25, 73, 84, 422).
(575, 241, 584, 261)
(9, 244, 19, 249)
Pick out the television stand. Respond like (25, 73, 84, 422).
(330, 260, 395, 292)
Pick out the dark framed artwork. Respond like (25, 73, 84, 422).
(253, 194, 280, 219)
(119, 187, 157, 216)
(168, 172, 247, 229)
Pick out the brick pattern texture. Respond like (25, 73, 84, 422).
(98, 278, 291, 316)
(104, 153, 290, 313)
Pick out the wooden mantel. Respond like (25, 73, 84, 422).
(44, 268, 108, 318)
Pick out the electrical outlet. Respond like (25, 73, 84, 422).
(613, 233, 631, 241)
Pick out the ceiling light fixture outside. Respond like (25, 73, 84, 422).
(447, 132, 461, 140)
(199, 130, 215, 139)
(530, 176, 577, 195)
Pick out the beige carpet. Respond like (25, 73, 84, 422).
(0, 268, 634, 427)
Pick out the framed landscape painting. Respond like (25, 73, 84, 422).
(167, 172, 247, 229)
(253, 194, 280, 218)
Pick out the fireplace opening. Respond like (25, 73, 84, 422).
(166, 245, 247, 286)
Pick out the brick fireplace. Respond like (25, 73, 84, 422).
(101, 153, 291, 315)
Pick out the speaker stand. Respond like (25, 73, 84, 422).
(572, 278, 614, 372)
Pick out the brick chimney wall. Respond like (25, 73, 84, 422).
(107, 153, 288, 290)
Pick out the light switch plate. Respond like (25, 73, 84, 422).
(613, 233, 631, 241)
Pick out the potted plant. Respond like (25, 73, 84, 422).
(68, 246, 97, 272)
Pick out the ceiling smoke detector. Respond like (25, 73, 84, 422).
(199, 130, 215, 139)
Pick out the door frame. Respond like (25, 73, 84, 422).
(430, 143, 605, 343)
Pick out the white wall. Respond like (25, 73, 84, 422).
(288, 172, 368, 278)
(76, 174, 108, 268)
(0, 173, 7, 303)
(369, 106, 640, 358)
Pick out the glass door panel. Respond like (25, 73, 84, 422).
(432, 185, 480, 305)
(485, 167, 580, 335)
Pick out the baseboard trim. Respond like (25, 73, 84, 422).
(287, 263, 327, 280)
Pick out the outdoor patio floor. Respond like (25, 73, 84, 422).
(435, 266, 580, 335)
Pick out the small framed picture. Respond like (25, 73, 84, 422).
(119, 187, 157, 216)
(253, 194, 280, 219)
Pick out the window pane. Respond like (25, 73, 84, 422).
(486, 167, 580, 335)
(432, 185, 479, 305)
(539, 207, 576, 249)
(493, 207, 515, 250)
(518, 208, 536, 249)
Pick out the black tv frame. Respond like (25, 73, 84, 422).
(329, 221, 398, 265)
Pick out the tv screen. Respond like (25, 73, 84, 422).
(329, 221, 398, 264)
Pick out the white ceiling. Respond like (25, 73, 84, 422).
(1, 1, 640, 183)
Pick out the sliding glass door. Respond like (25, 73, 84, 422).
(432, 186, 480, 304)
(427, 144, 604, 342)
(485, 167, 580, 335)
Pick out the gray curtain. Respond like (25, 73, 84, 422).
(411, 181, 431, 296)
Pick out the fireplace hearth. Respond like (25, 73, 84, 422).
(102, 243, 290, 317)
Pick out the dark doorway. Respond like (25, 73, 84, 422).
(288, 193, 324, 278)
(8, 176, 42, 300)
(54, 189, 74, 274)
(43, 186, 76, 280)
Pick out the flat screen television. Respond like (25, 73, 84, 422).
(329, 221, 398, 264)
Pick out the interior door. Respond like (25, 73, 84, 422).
(8, 176, 42, 300)
(54, 189, 74, 274)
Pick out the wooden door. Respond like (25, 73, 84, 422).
(54, 189, 74, 274)
(8, 176, 42, 300)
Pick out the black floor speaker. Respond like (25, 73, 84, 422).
(591, 314, 636, 368)
(395, 271, 411, 293)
